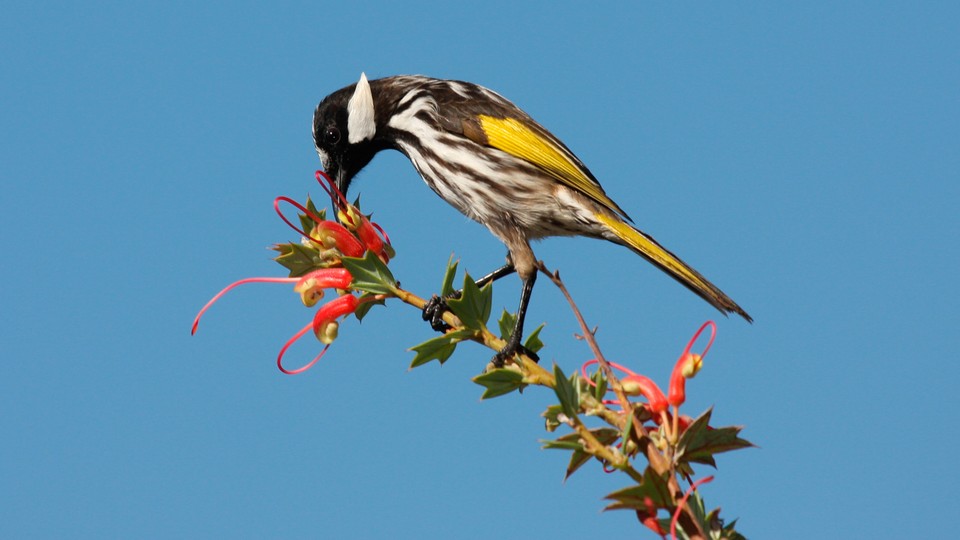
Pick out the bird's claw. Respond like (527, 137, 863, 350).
(422, 292, 461, 333)
(491, 342, 540, 368)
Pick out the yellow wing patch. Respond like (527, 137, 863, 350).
(478, 115, 624, 216)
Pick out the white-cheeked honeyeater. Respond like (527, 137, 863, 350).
(313, 73, 751, 365)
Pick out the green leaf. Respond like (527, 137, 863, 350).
(472, 368, 525, 399)
(566, 431, 621, 480)
(298, 195, 327, 233)
(552, 364, 580, 419)
(540, 433, 583, 451)
(353, 292, 385, 322)
(542, 404, 564, 432)
(498, 312, 543, 354)
(408, 328, 474, 368)
(497, 309, 516, 340)
(603, 467, 673, 512)
(656, 491, 744, 540)
(440, 254, 459, 297)
(676, 408, 754, 468)
(341, 251, 398, 295)
(721, 518, 747, 540)
(446, 273, 492, 330)
(523, 324, 545, 354)
(272, 242, 322, 277)
(590, 368, 608, 401)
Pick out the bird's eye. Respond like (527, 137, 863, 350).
(325, 127, 341, 145)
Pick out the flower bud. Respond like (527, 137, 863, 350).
(311, 221, 364, 257)
(316, 320, 339, 344)
(621, 375, 668, 414)
(294, 268, 353, 307)
(356, 216, 384, 255)
(668, 353, 703, 407)
(295, 278, 325, 307)
(311, 293, 360, 339)
(680, 353, 703, 379)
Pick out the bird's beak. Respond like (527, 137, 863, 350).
(334, 168, 349, 198)
(325, 160, 351, 210)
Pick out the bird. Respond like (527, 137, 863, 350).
(312, 73, 751, 365)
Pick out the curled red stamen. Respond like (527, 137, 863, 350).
(370, 220, 392, 248)
(685, 321, 717, 360)
(315, 170, 349, 210)
(274, 196, 326, 242)
(580, 359, 639, 385)
(277, 321, 330, 374)
(670, 475, 715, 540)
(191, 277, 299, 334)
(668, 321, 717, 407)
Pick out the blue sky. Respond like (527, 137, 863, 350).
(2, 2, 957, 538)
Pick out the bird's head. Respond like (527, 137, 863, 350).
(312, 72, 383, 200)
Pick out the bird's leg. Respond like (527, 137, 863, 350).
(422, 263, 517, 332)
(492, 270, 538, 367)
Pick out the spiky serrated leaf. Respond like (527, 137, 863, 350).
(552, 364, 579, 419)
(353, 293, 384, 321)
(604, 467, 673, 511)
(721, 518, 746, 540)
(560, 428, 621, 480)
(446, 273, 492, 330)
(540, 434, 584, 451)
(656, 494, 742, 540)
(272, 242, 321, 277)
(497, 309, 517, 340)
(497, 311, 544, 354)
(298, 196, 327, 233)
(341, 251, 398, 295)
(440, 255, 459, 297)
(408, 328, 474, 368)
(686, 490, 708, 529)
(676, 408, 754, 467)
(523, 324, 545, 354)
(472, 368, 525, 399)
(658, 518, 686, 539)
(590, 369, 608, 401)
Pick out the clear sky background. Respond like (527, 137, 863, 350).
(2, 2, 957, 538)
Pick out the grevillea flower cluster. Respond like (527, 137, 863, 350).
(581, 321, 721, 538)
(583, 321, 716, 441)
(191, 171, 393, 374)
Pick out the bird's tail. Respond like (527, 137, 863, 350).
(595, 214, 752, 322)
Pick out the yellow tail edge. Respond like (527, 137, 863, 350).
(595, 214, 752, 323)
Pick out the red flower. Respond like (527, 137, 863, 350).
(581, 321, 719, 437)
(191, 268, 365, 374)
(312, 294, 360, 344)
(311, 220, 365, 258)
(667, 321, 715, 407)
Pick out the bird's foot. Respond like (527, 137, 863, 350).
(491, 341, 540, 368)
(421, 292, 461, 333)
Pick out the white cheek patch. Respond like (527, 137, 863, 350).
(347, 72, 376, 144)
(316, 148, 330, 170)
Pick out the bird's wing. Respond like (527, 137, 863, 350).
(436, 90, 631, 222)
